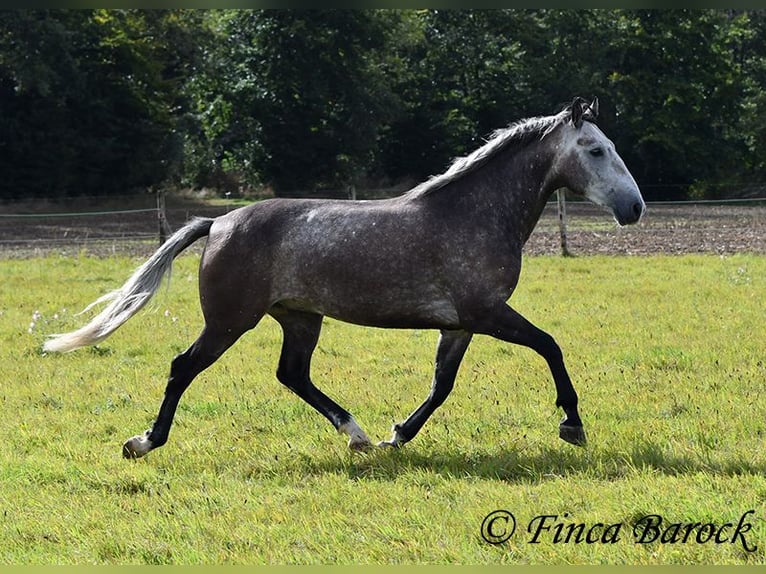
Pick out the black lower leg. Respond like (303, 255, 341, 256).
(471, 304, 586, 446)
(147, 343, 216, 448)
(124, 326, 241, 458)
(392, 330, 472, 444)
(146, 379, 189, 449)
(539, 337, 585, 446)
(278, 369, 354, 431)
(532, 333, 586, 446)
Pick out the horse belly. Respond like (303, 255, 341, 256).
(327, 288, 460, 329)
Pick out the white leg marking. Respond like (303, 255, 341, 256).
(339, 418, 372, 451)
(377, 426, 407, 449)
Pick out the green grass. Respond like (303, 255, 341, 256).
(1, 253, 764, 564)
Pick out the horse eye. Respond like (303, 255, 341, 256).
(590, 148, 604, 157)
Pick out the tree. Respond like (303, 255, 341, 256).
(0, 9, 204, 198)
(187, 9, 403, 194)
(380, 10, 534, 183)
(3, 9, 766, 201)
(602, 10, 758, 199)
(378, 10, 616, 184)
(720, 10, 766, 194)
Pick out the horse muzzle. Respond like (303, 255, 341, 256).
(612, 195, 646, 226)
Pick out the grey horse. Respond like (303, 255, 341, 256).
(45, 97, 645, 459)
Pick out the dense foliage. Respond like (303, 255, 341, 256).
(2, 9, 765, 201)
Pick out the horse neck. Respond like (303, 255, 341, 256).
(428, 137, 560, 246)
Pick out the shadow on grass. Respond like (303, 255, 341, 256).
(275, 439, 766, 485)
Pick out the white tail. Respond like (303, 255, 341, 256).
(44, 218, 214, 353)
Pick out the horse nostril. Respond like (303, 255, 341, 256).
(632, 201, 644, 219)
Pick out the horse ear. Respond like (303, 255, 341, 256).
(588, 97, 599, 119)
(571, 97, 585, 128)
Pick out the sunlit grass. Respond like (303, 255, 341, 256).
(0, 253, 764, 564)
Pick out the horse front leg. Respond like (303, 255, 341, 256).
(468, 304, 586, 447)
(380, 329, 472, 448)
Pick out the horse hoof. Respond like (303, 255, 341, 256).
(559, 424, 587, 447)
(376, 440, 400, 449)
(122, 433, 153, 459)
(348, 438, 373, 452)
(340, 419, 372, 452)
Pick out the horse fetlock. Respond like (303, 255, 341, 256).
(377, 439, 402, 449)
(122, 430, 154, 459)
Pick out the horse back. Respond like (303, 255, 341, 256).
(200, 197, 469, 329)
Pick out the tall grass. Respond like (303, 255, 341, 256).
(0, 253, 764, 564)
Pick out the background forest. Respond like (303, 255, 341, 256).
(2, 9, 765, 202)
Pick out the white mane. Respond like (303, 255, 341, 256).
(407, 109, 570, 198)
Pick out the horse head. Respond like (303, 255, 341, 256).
(555, 96, 645, 226)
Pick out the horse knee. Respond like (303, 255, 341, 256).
(535, 332, 563, 362)
(276, 364, 306, 392)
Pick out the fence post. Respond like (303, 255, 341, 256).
(557, 188, 573, 257)
(157, 188, 170, 245)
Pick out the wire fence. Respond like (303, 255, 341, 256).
(1, 193, 764, 258)
(527, 199, 765, 256)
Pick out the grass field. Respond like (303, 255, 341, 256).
(0, 252, 764, 564)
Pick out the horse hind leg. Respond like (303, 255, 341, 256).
(272, 309, 372, 451)
(123, 323, 249, 458)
